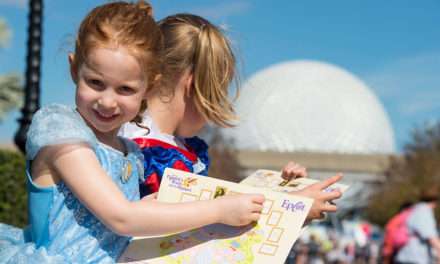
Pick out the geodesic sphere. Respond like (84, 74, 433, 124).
(223, 60, 395, 154)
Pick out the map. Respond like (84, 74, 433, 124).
(118, 168, 313, 263)
(240, 170, 349, 194)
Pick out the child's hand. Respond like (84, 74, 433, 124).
(291, 174, 343, 221)
(281, 161, 307, 180)
(216, 193, 265, 226)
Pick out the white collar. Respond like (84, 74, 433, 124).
(119, 112, 187, 149)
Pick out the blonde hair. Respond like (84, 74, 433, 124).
(159, 14, 238, 127)
(71, 1, 163, 122)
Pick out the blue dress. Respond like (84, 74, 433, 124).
(0, 104, 144, 263)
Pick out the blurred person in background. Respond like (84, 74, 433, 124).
(382, 201, 414, 264)
(395, 185, 440, 264)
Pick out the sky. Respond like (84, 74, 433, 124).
(0, 0, 439, 152)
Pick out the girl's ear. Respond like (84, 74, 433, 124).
(68, 53, 78, 83)
(184, 73, 194, 97)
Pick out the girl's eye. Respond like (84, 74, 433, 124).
(88, 79, 104, 88)
(119, 86, 136, 94)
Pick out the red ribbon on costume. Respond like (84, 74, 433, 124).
(144, 172, 161, 193)
(133, 138, 197, 162)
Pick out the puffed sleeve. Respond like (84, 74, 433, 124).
(25, 104, 98, 160)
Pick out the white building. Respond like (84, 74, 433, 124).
(222, 60, 395, 213)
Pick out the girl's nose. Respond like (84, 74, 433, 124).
(97, 93, 117, 109)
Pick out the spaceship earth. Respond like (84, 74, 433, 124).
(223, 60, 395, 154)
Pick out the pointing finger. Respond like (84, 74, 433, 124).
(321, 190, 342, 201)
(322, 204, 338, 213)
(317, 174, 343, 190)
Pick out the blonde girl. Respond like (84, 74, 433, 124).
(120, 13, 342, 222)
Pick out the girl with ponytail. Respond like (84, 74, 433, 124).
(120, 14, 239, 196)
(120, 14, 343, 222)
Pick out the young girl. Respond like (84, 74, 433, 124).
(120, 13, 342, 221)
(0, 3, 264, 263)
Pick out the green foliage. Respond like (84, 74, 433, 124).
(0, 74, 23, 121)
(0, 17, 23, 121)
(0, 149, 27, 227)
(366, 121, 440, 227)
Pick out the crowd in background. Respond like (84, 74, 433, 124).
(286, 190, 440, 264)
(285, 219, 381, 264)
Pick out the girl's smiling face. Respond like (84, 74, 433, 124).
(71, 47, 147, 140)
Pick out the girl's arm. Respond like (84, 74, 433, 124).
(44, 143, 264, 237)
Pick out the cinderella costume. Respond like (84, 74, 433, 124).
(0, 104, 144, 263)
(119, 113, 209, 197)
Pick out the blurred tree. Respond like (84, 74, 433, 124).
(366, 121, 440, 226)
(0, 149, 27, 227)
(0, 74, 22, 121)
(0, 17, 22, 122)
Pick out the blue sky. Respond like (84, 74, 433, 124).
(0, 0, 439, 152)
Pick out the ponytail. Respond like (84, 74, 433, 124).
(159, 14, 239, 127)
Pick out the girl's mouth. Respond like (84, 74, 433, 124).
(93, 109, 119, 122)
